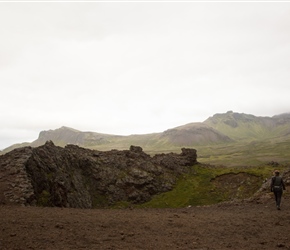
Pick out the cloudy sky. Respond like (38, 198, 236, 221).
(1, 1, 290, 150)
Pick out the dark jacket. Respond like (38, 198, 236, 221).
(271, 176, 286, 192)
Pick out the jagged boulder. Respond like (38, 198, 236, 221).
(0, 141, 197, 208)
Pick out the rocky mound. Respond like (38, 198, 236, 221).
(0, 141, 197, 208)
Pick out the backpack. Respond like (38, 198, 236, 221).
(272, 176, 282, 191)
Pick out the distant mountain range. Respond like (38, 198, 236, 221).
(2, 111, 290, 156)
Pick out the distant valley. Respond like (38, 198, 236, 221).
(2, 111, 290, 166)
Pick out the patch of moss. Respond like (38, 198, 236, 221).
(138, 165, 219, 208)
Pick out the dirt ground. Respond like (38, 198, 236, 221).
(1, 194, 290, 250)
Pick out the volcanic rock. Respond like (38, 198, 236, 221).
(0, 141, 197, 208)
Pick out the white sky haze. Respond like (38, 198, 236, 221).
(1, 1, 290, 149)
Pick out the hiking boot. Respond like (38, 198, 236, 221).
(277, 206, 281, 210)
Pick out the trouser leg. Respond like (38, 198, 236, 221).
(276, 191, 282, 207)
(274, 191, 278, 205)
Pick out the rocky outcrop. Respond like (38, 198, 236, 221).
(0, 147, 35, 206)
(0, 141, 197, 208)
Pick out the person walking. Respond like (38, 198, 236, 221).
(271, 170, 286, 210)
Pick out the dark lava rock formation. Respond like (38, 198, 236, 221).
(0, 141, 197, 208)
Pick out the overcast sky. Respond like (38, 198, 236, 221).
(1, 1, 290, 150)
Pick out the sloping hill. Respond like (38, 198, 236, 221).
(204, 111, 290, 141)
(31, 126, 123, 147)
(160, 123, 233, 146)
(34, 124, 232, 149)
(2, 123, 232, 154)
(27, 112, 290, 151)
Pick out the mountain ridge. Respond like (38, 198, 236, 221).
(204, 111, 290, 140)
(2, 111, 290, 157)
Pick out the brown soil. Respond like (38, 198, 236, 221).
(1, 194, 290, 250)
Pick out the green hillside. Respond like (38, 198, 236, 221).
(204, 111, 290, 141)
